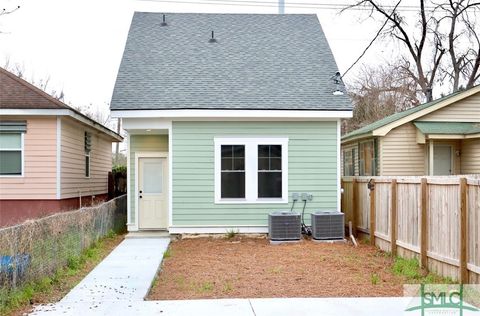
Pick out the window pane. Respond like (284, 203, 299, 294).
(270, 145, 282, 158)
(221, 172, 245, 198)
(85, 155, 90, 177)
(221, 158, 232, 170)
(0, 134, 21, 149)
(258, 158, 269, 170)
(258, 145, 270, 158)
(233, 158, 244, 170)
(258, 172, 282, 198)
(258, 145, 282, 171)
(0, 151, 21, 175)
(270, 158, 282, 170)
(233, 145, 244, 158)
(221, 145, 233, 158)
(142, 159, 163, 193)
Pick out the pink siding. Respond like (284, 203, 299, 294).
(0, 117, 57, 199)
(60, 117, 112, 199)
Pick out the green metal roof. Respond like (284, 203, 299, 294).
(413, 121, 480, 135)
(341, 90, 463, 141)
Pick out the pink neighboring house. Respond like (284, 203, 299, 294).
(0, 67, 123, 227)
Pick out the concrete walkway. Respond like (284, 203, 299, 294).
(32, 237, 170, 315)
(32, 297, 440, 316)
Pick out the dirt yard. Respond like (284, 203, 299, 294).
(148, 236, 407, 300)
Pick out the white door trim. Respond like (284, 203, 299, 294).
(135, 152, 169, 231)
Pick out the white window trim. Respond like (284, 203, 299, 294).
(0, 133, 25, 178)
(214, 137, 288, 204)
(85, 152, 91, 178)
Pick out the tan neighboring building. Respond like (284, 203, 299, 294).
(0, 67, 122, 227)
(341, 85, 480, 177)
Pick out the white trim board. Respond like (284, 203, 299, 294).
(111, 109, 353, 119)
(1, 109, 123, 141)
(168, 226, 269, 234)
(56, 117, 62, 199)
(214, 137, 289, 204)
(336, 119, 341, 212)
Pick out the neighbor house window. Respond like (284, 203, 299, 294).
(0, 121, 26, 176)
(215, 138, 288, 203)
(343, 148, 355, 176)
(84, 132, 92, 178)
(359, 140, 376, 176)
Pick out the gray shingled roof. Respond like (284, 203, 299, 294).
(110, 12, 351, 111)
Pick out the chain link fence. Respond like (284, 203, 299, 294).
(0, 195, 126, 298)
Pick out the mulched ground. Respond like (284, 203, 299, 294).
(148, 236, 406, 300)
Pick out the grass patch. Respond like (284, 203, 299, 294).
(371, 273, 380, 285)
(225, 229, 239, 239)
(0, 233, 121, 316)
(223, 281, 233, 293)
(163, 247, 172, 259)
(197, 281, 214, 293)
(392, 257, 455, 284)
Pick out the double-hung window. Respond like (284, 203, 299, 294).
(215, 138, 288, 203)
(0, 121, 26, 177)
(220, 145, 245, 198)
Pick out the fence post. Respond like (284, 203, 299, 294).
(369, 179, 376, 246)
(459, 177, 468, 284)
(352, 178, 358, 237)
(420, 178, 428, 270)
(390, 179, 397, 257)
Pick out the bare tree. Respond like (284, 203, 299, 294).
(434, 0, 480, 90)
(343, 0, 480, 101)
(343, 62, 420, 134)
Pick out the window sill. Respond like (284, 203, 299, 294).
(215, 198, 288, 205)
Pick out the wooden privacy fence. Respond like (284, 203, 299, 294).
(341, 176, 480, 284)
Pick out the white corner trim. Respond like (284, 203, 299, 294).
(56, 117, 62, 199)
(213, 137, 289, 204)
(111, 109, 353, 119)
(168, 122, 173, 227)
(126, 133, 133, 227)
(168, 226, 269, 234)
(337, 119, 341, 213)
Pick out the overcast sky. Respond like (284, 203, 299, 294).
(0, 0, 408, 113)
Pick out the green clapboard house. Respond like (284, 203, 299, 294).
(110, 12, 352, 233)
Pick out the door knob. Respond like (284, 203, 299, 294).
(139, 190, 143, 193)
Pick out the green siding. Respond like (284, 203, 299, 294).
(129, 134, 168, 223)
(172, 121, 338, 226)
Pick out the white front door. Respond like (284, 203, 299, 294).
(433, 145, 452, 175)
(138, 157, 168, 229)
